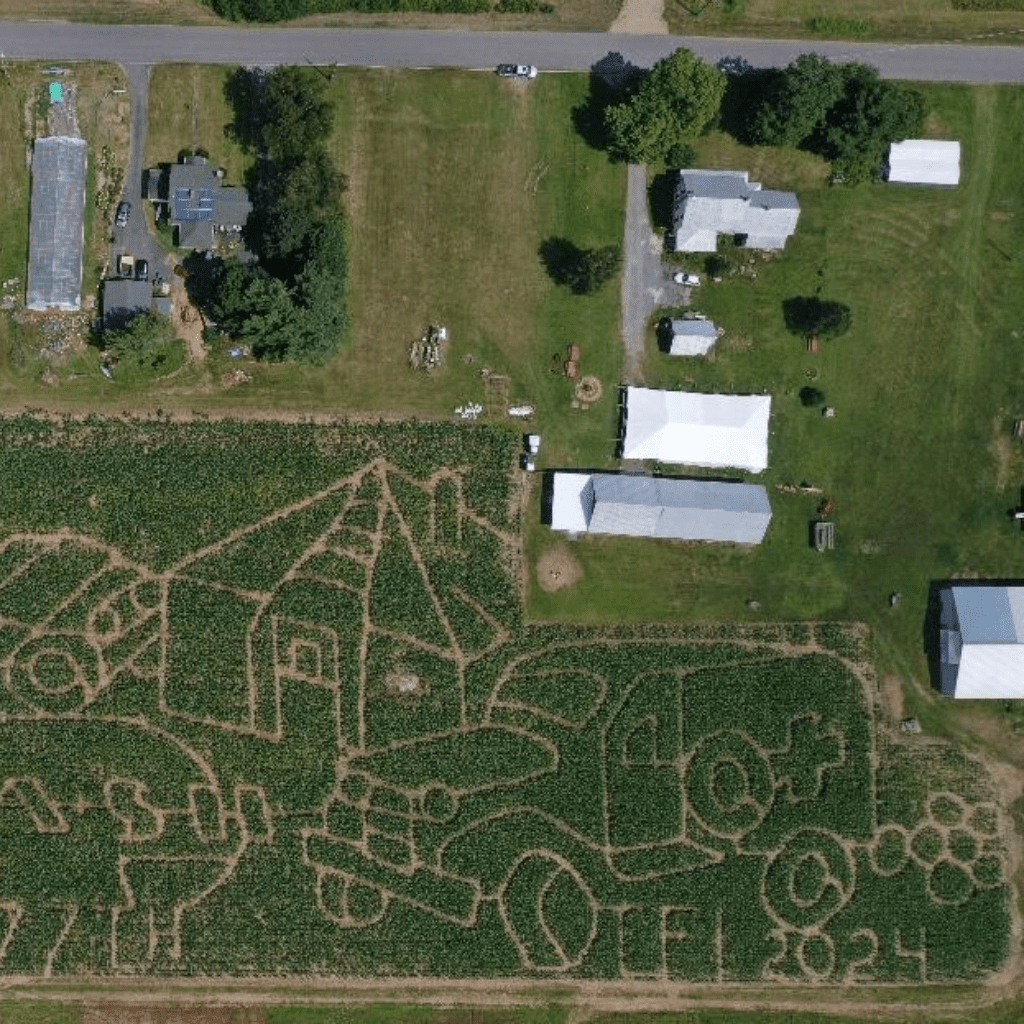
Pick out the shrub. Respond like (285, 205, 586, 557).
(800, 386, 825, 407)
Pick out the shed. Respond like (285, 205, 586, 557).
(26, 136, 88, 312)
(885, 140, 960, 186)
(49, 82, 62, 104)
(551, 472, 772, 543)
(621, 387, 771, 473)
(666, 318, 717, 357)
(103, 278, 152, 331)
(938, 585, 1024, 698)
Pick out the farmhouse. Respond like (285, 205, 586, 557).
(937, 585, 1024, 698)
(620, 387, 771, 473)
(662, 318, 719, 357)
(885, 140, 960, 186)
(672, 170, 799, 253)
(102, 278, 172, 331)
(153, 155, 252, 249)
(26, 136, 88, 311)
(550, 472, 772, 543)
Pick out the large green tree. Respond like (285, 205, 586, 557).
(748, 54, 846, 148)
(744, 55, 925, 183)
(258, 66, 334, 164)
(604, 48, 726, 164)
(105, 312, 179, 370)
(822, 65, 925, 182)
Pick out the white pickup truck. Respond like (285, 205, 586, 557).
(496, 64, 538, 79)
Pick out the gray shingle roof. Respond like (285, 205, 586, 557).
(669, 319, 717, 337)
(167, 157, 250, 247)
(26, 136, 88, 312)
(103, 278, 153, 329)
(672, 169, 800, 253)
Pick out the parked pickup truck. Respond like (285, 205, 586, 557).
(118, 254, 134, 277)
(496, 64, 538, 79)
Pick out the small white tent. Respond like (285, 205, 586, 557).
(885, 140, 960, 186)
(621, 388, 771, 473)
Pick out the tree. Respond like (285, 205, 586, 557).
(747, 54, 845, 148)
(212, 262, 299, 355)
(105, 313, 178, 370)
(821, 66, 925, 183)
(799, 386, 826, 407)
(783, 297, 852, 339)
(604, 48, 726, 164)
(567, 245, 622, 294)
(258, 67, 334, 164)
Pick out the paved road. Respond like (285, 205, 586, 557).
(1, 22, 1023, 82)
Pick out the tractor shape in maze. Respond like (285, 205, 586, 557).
(0, 467, 1009, 980)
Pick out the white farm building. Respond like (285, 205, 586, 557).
(550, 473, 772, 544)
(885, 140, 960, 186)
(620, 387, 771, 473)
(672, 170, 800, 253)
(938, 585, 1024, 698)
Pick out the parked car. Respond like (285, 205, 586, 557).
(115, 201, 130, 228)
(496, 64, 538, 80)
(135, 259, 149, 282)
(673, 271, 701, 286)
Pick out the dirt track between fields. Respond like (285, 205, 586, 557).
(5, 974, 1020, 1020)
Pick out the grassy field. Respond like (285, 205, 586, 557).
(145, 64, 251, 188)
(666, 0, 1024, 42)
(526, 84, 1024, 720)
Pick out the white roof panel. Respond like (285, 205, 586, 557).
(953, 645, 1024, 699)
(622, 387, 771, 472)
(887, 140, 960, 186)
(550, 473, 592, 532)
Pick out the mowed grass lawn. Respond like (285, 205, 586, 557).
(666, 0, 1024, 42)
(528, 84, 1024, 697)
(210, 69, 625, 466)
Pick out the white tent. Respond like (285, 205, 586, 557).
(621, 388, 771, 473)
(886, 140, 960, 186)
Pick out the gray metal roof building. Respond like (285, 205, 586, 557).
(551, 472, 772, 544)
(103, 278, 153, 330)
(672, 170, 799, 253)
(938, 585, 1024, 698)
(26, 136, 88, 311)
(667, 318, 718, 357)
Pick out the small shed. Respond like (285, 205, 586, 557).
(665, 318, 717, 357)
(49, 82, 62, 104)
(885, 140, 960, 186)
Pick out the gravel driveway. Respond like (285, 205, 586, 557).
(620, 164, 681, 384)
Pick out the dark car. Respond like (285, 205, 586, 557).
(115, 201, 131, 228)
(135, 259, 148, 282)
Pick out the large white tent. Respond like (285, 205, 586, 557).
(938, 585, 1024, 698)
(621, 388, 771, 473)
(885, 140, 960, 186)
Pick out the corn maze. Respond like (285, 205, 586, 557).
(0, 416, 1009, 979)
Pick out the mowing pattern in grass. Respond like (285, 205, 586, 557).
(0, 416, 1007, 980)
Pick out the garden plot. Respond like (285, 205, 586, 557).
(0, 416, 1009, 979)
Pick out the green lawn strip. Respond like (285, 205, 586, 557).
(144, 64, 250, 186)
(269, 1006, 568, 1024)
(527, 84, 1024, 706)
(666, 0, 1024, 43)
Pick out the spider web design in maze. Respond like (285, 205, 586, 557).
(0, 457, 1010, 980)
